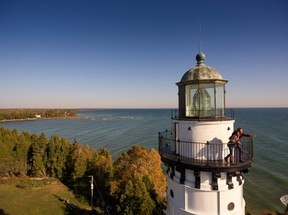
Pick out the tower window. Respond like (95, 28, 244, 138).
(227, 202, 235, 211)
(170, 189, 174, 198)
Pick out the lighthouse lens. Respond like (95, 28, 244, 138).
(191, 86, 214, 117)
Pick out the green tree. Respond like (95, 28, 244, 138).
(70, 143, 88, 180)
(86, 148, 113, 188)
(12, 130, 31, 175)
(0, 127, 17, 175)
(117, 175, 155, 215)
(45, 135, 71, 178)
(29, 133, 48, 177)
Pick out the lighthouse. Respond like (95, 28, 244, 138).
(158, 52, 253, 215)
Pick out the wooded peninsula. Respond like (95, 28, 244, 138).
(0, 109, 77, 121)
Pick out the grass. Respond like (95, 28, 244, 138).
(0, 178, 92, 215)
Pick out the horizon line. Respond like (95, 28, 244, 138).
(1, 107, 288, 110)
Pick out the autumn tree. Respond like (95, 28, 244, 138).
(110, 145, 167, 215)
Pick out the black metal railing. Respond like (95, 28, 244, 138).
(171, 108, 234, 121)
(158, 130, 253, 167)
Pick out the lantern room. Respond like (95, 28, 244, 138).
(177, 52, 228, 118)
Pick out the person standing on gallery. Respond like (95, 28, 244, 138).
(225, 130, 241, 164)
(237, 127, 255, 139)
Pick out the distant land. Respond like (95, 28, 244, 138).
(0, 109, 78, 122)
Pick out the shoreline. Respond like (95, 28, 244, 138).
(0, 115, 80, 123)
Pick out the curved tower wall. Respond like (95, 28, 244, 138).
(171, 119, 234, 159)
(167, 173, 245, 215)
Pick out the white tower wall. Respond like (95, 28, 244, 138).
(171, 120, 234, 159)
(167, 168, 245, 215)
(172, 120, 234, 144)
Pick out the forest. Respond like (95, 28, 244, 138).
(0, 126, 167, 214)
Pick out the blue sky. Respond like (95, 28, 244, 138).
(0, 0, 287, 108)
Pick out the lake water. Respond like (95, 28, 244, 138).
(1, 108, 288, 214)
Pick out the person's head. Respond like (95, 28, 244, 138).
(232, 130, 240, 136)
(236, 130, 240, 137)
(237, 127, 243, 134)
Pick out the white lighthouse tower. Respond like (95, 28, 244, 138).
(159, 52, 253, 215)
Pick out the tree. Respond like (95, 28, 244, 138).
(12, 130, 31, 175)
(45, 135, 71, 178)
(110, 145, 167, 214)
(86, 148, 113, 188)
(29, 133, 48, 177)
(0, 127, 18, 175)
(117, 175, 155, 215)
(69, 143, 88, 180)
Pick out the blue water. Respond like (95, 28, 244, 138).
(1, 108, 288, 214)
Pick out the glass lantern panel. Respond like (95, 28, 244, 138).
(215, 83, 225, 116)
(185, 86, 197, 116)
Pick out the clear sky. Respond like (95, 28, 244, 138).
(0, 0, 287, 108)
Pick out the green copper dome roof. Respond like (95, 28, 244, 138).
(180, 53, 224, 82)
